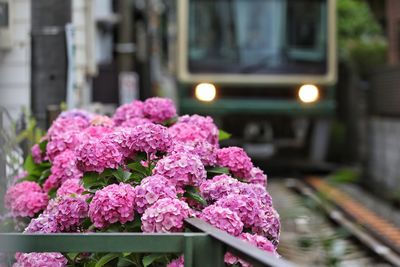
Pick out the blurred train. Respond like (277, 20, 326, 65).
(142, 0, 337, 162)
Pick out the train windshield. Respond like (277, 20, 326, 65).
(188, 0, 328, 75)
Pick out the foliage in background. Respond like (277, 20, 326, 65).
(337, 0, 387, 76)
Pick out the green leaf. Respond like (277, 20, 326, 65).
(48, 188, 57, 199)
(24, 155, 37, 174)
(206, 166, 230, 174)
(95, 253, 119, 267)
(184, 186, 207, 206)
(162, 116, 178, 126)
(117, 257, 135, 267)
(66, 252, 79, 262)
(38, 169, 51, 184)
(83, 172, 101, 189)
(127, 162, 148, 176)
(39, 140, 48, 153)
(218, 129, 231, 141)
(142, 254, 164, 267)
(112, 168, 132, 183)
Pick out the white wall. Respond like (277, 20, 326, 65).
(0, 0, 31, 121)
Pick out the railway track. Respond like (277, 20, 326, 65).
(269, 179, 400, 267)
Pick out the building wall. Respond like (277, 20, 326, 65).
(0, 0, 31, 120)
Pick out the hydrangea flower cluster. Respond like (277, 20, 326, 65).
(76, 137, 124, 173)
(24, 213, 58, 234)
(141, 198, 193, 233)
(47, 117, 89, 140)
(169, 140, 217, 166)
(120, 117, 151, 128)
(225, 233, 278, 266)
(167, 256, 184, 267)
(143, 97, 177, 123)
(113, 100, 144, 125)
(43, 150, 82, 192)
(59, 109, 94, 121)
(46, 130, 81, 161)
(153, 152, 206, 188)
(31, 144, 43, 164)
(216, 147, 253, 178)
(178, 115, 219, 146)
(14, 252, 67, 267)
(128, 123, 171, 154)
(51, 195, 89, 232)
(56, 179, 85, 197)
(89, 183, 136, 228)
(4, 182, 48, 218)
(200, 205, 243, 236)
(90, 115, 114, 127)
(248, 167, 268, 186)
(199, 174, 241, 202)
(215, 194, 263, 228)
(4, 97, 281, 266)
(134, 175, 177, 214)
(168, 123, 209, 144)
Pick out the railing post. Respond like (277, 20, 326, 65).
(191, 235, 225, 267)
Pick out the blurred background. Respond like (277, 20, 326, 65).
(1, 0, 400, 266)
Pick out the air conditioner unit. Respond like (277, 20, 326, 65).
(0, 0, 12, 50)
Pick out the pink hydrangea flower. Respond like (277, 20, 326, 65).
(169, 140, 217, 166)
(43, 150, 83, 192)
(4, 182, 48, 218)
(128, 123, 171, 154)
(59, 109, 94, 121)
(141, 198, 193, 233)
(200, 205, 243, 236)
(90, 115, 114, 127)
(113, 100, 144, 125)
(216, 147, 253, 178)
(199, 174, 241, 202)
(120, 117, 152, 128)
(143, 97, 177, 123)
(178, 115, 219, 146)
(76, 137, 124, 173)
(31, 144, 44, 164)
(24, 213, 58, 233)
(167, 256, 184, 267)
(46, 130, 81, 161)
(153, 152, 206, 188)
(50, 195, 89, 232)
(79, 126, 114, 141)
(47, 117, 89, 141)
(13, 252, 67, 267)
(225, 233, 278, 266)
(104, 127, 136, 158)
(57, 179, 85, 197)
(168, 123, 209, 144)
(252, 207, 281, 247)
(215, 194, 263, 228)
(89, 183, 136, 228)
(247, 167, 267, 186)
(240, 183, 273, 208)
(134, 175, 177, 214)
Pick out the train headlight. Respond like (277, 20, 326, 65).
(298, 84, 319, 103)
(195, 83, 216, 102)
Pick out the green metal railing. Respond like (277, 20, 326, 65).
(0, 218, 296, 267)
